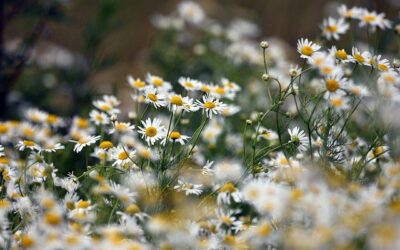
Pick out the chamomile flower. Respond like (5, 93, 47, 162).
(288, 127, 309, 152)
(71, 135, 101, 153)
(137, 118, 166, 145)
(321, 17, 349, 40)
(351, 47, 371, 66)
(89, 110, 110, 126)
(329, 46, 351, 62)
(221, 78, 241, 92)
(93, 100, 118, 115)
(109, 121, 135, 134)
(323, 73, 348, 96)
(162, 131, 190, 145)
(178, 77, 200, 91)
(146, 73, 172, 92)
(328, 93, 350, 111)
(143, 86, 167, 108)
(177, 1, 205, 25)
(378, 71, 400, 86)
(358, 9, 391, 30)
(16, 140, 41, 151)
(221, 105, 241, 116)
(127, 75, 146, 90)
(338, 5, 362, 19)
(42, 140, 65, 153)
(110, 146, 136, 169)
(25, 108, 48, 123)
(297, 38, 321, 58)
(372, 55, 392, 72)
(196, 95, 226, 118)
(174, 180, 203, 196)
(347, 81, 370, 97)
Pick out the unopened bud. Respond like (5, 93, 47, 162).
(246, 119, 252, 125)
(261, 73, 270, 81)
(260, 40, 269, 49)
(395, 24, 400, 35)
(289, 69, 298, 78)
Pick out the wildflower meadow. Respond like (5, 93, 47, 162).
(1, 1, 400, 249)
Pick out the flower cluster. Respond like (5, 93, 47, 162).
(0, 2, 399, 250)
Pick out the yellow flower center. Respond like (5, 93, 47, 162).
(331, 98, 344, 107)
(78, 137, 88, 144)
(170, 95, 183, 106)
(169, 131, 181, 140)
(373, 146, 384, 157)
(219, 182, 236, 193)
(145, 126, 157, 137)
(184, 82, 194, 88)
(215, 86, 225, 95)
(45, 211, 62, 225)
(77, 118, 89, 129)
(134, 80, 146, 88)
(354, 54, 365, 63)
(46, 115, 58, 124)
(115, 123, 128, 131)
(321, 66, 333, 75)
(201, 85, 211, 93)
(23, 140, 36, 147)
(118, 151, 129, 160)
(126, 204, 141, 214)
(100, 104, 112, 112)
(363, 15, 376, 23)
(378, 63, 389, 71)
(384, 75, 396, 84)
(20, 234, 35, 248)
(325, 25, 338, 33)
(301, 45, 314, 56)
(0, 157, 9, 165)
(203, 101, 216, 109)
(257, 223, 272, 237)
(326, 79, 340, 92)
(147, 93, 158, 102)
(76, 200, 90, 208)
(153, 78, 164, 87)
(336, 49, 348, 60)
(99, 141, 114, 149)
(0, 124, 8, 134)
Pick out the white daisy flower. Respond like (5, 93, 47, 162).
(110, 146, 136, 169)
(323, 73, 348, 96)
(93, 99, 119, 115)
(145, 73, 172, 91)
(202, 160, 214, 176)
(70, 135, 101, 153)
(337, 5, 363, 19)
(358, 9, 391, 30)
(16, 140, 41, 151)
(321, 17, 349, 40)
(221, 78, 241, 92)
(297, 38, 321, 58)
(372, 55, 392, 72)
(127, 75, 146, 90)
(143, 86, 167, 108)
(177, 1, 205, 25)
(42, 140, 65, 153)
(89, 110, 110, 126)
(162, 131, 190, 145)
(137, 118, 166, 145)
(328, 92, 350, 111)
(288, 127, 309, 152)
(196, 95, 226, 118)
(351, 47, 372, 66)
(109, 121, 135, 134)
(178, 77, 200, 91)
(347, 81, 370, 97)
(174, 180, 203, 196)
(329, 46, 351, 62)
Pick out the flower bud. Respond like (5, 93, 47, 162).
(246, 119, 252, 125)
(260, 40, 269, 49)
(261, 73, 270, 81)
(393, 59, 400, 68)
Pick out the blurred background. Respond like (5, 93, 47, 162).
(1, 0, 399, 119)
